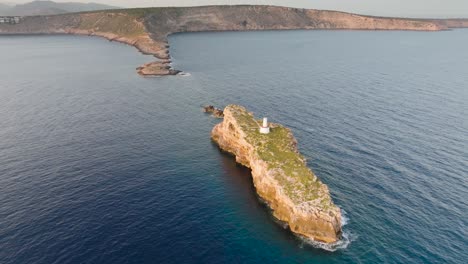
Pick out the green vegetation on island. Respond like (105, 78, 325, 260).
(212, 105, 342, 243)
(227, 105, 333, 209)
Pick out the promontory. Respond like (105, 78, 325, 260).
(211, 105, 341, 243)
(0, 5, 467, 76)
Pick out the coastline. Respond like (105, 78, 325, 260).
(0, 6, 467, 76)
(64, 29, 178, 76)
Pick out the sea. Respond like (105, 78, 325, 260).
(0, 30, 467, 264)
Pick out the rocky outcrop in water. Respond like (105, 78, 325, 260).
(137, 60, 180, 76)
(203, 105, 224, 118)
(211, 105, 342, 243)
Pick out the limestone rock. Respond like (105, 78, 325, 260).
(136, 61, 180, 76)
(211, 105, 342, 243)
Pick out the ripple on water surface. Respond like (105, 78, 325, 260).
(0, 31, 467, 263)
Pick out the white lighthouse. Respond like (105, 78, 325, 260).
(259, 117, 270, 134)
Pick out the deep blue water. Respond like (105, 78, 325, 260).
(0, 30, 467, 264)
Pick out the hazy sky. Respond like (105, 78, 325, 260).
(3, 0, 468, 18)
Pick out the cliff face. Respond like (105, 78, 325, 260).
(0, 5, 467, 75)
(211, 105, 342, 243)
(143, 6, 444, 37)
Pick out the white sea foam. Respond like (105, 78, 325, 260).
(341, 209, 349, 226)
(301, 208, 357, 252)
(178, 72, 191, 77)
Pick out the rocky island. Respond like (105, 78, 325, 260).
(1, 6, 467, 76)
(212, 105, 342, 243)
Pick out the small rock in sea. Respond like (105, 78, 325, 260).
(203, 105, 215, 113)
(203, 105, 224, 118)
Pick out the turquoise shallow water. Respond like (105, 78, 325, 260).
(0, 30, 467, 263)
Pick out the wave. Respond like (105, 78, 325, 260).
(301, 209, 357, 252)
(259, 194, 356, 252)
(342, 209, 350, 226)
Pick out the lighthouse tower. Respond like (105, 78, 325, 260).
(259, 117, 270, 134)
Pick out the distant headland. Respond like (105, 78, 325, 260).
(0, 5, 467, 76)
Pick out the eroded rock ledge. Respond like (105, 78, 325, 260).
(203, 105, 224, 118)
(211, 105, 342, 243)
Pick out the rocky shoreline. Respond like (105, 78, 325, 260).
(64, 29, 178, 76)
(211, 105, 342, 243)
(0, 13, 178, 76)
